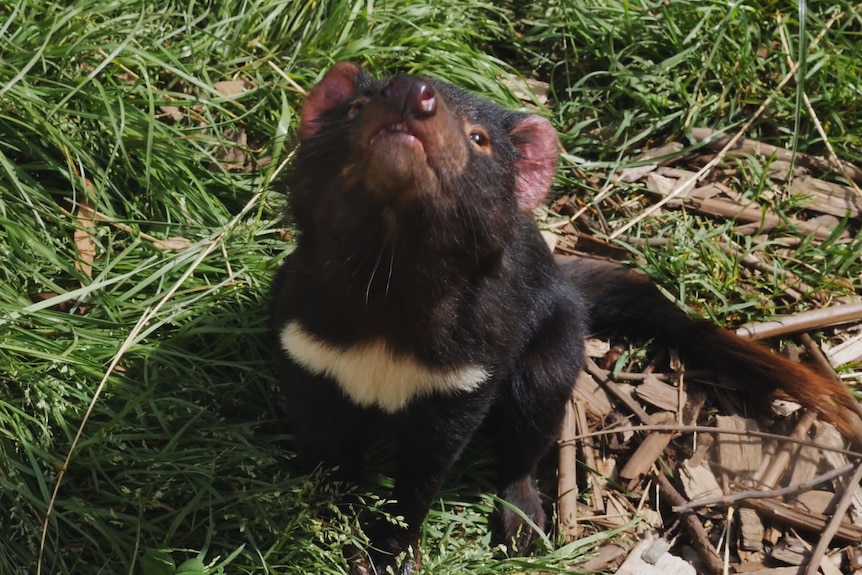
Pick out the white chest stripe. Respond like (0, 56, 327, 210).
(280, 321, 490, 413)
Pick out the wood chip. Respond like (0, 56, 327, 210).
(789, 176, 861, 218)
(732, 568, 806, 575)
(615, 538, 696, 575)
(716, 415, 762, 477)
(603, 495, 635, 528)
(619, 412, 675, 480)
(655, 166, 700, 180)
(679, 458, 723, 504)
(640, 142, 686, 164)
(572, 370, 614, 419)
(209, 128, 249, 172)
(787, 438, 826, 487)
(689, 183, 726, 200)
(794, 490, 838, 515)
(214, 80, 249, 98)
(159, 104, 183, 122)
(789, 422, 844, 486)
(584, 337, 612, 358)
(634, 375, 687, 412)
(738, 507, 765, 552)
(770, 537, 808, 566)
(575, 400, 606, 514)
(540, 230, 558, 252)
(151, 236, 193, 251)
(619, 163, 660, 183)
(617, 142, 684, 183)
(825, 333, 862, 367)
(767, 159, 808, 181)
(818, 553, 845, 575)
(73, 196, 97, 281)
(576, 542, 631, 573)
(757, 410, 818, 489)
(645, 172, 679, 197)
(681, 194, 846, 241)
(500, 77, 550, 106)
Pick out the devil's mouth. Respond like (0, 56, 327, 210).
(369, 122, 424, 151)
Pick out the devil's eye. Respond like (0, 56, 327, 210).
(347, 99, 367, 118)
(470, 131, 490, 148)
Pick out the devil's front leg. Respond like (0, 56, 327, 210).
(354, 386, 496, 575)
(489, 310, 586, 555)
(276, 354, 373, 482)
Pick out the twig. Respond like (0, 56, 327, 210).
(609, 11, 843, 240)
(576, 400, 605, 513)
(619, 412, 675, 481)
(267, 60, 307, 94)
(744, 497, 862, 543)
(722, 507, 732, 575)
(589, 369, 715, 383)
(61, 199, 191, 251)
(691, 127, 862, 190)
(803, 460, 862, 575)
(585, 358, 657, 425)
(797, 333, 842, 379)
(679, 194, 843, 241)
(673, 462, 855, 512)
(563, 423, 862, 458)
(718, 233, 811, 301)
(558, 396, 580, 541)
(759, 410, 818, 488)
(736, 302, 862, 340)
(613, 235, 671, 247)
(654, 470, 724, 574)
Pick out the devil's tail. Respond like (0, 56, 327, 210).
(560, 256, 862, 448)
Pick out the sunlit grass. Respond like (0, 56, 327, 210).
(2, 0, 861, 573)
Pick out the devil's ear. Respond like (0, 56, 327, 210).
(299, 62, 364, 141)
(509, 115, 559, 211)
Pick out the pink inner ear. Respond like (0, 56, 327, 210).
(299, 62, 362, 141)
(510, 115, 560, 211)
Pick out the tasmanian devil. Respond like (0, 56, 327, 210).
(270, 62, 862, 574)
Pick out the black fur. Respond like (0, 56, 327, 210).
(271, 63, 585, 573)
(270, 63, 862, 575)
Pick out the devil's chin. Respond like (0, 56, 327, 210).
(361, 138, 437, 203)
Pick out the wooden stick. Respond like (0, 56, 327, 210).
(558, 396, 580, 541)
(585, 358, 658, 425)
(803, 461, 862, 575)
(797, 333, 842, 379)
(744, 497, 862, 543)
(759, 410, 818, 489)
(691, 128, 862, 190)
(673, 463, 855, 512)
(680, 194, 844, 241)
(654, 471, 724, 574)
(736, 302, 862, 340)
(575, 400, 605, 513)
(718, 234, 812, 300)
(564, 423, 862, 458)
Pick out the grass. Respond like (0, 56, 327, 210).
(1, 0, 861, 573)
